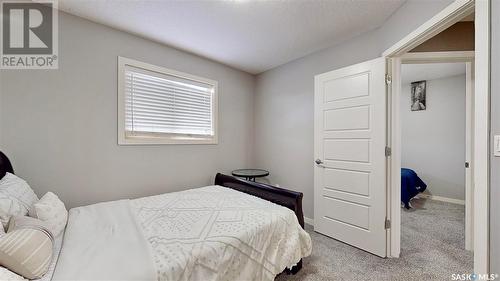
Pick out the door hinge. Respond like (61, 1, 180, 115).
(385, 218, 391, 229)
(385, 74, 392, 85)
(385, 146, 391, 157)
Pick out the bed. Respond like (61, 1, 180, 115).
(0, 152, 312, 281)
(401, 168, 427, 209)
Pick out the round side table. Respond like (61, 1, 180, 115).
(231, 169, 269, 182)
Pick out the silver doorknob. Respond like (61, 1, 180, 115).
(315, 159, 325, 168)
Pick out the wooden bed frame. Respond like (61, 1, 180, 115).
(215, 172, 305, 274)
(0, 152, 305, 275)
(0, 151, 14, 179)
(215, 173, 305, 228)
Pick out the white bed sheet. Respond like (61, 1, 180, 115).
(51, 200, 157, 281)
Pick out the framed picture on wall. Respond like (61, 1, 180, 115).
(410, 80, 426, 111)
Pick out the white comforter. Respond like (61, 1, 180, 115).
(53, 185, 312, 281)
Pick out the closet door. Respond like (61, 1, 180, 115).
(314, 57, 387, 257)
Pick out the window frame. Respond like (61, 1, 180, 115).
(117, 57, 218, 145)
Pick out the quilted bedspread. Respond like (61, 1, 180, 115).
(131, 185, 312, 281)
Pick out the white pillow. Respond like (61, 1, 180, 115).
(0, 266, 25, 281)
(31, 192, 67, 237)
(0, 173, 39, 228)
(0, 197, 24, 230)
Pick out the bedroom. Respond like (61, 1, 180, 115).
(0, 0, 498, 280)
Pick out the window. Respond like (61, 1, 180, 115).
(118, 57, 218, 144)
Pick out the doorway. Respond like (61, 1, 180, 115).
(384, 0, 489, 274)
(399, 61, 473, 272)
(399, 57, 475, 247)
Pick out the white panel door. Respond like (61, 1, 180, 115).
(314, 57, 387, 257)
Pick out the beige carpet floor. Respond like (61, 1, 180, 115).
(276, 198, 473, 281)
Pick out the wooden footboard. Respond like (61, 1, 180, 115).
(214, 173, 305, 228)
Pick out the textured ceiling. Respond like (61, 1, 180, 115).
(58, 0, 405, 74)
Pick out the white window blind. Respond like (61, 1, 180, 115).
(124, 65, 215, 138)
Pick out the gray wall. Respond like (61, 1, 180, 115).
(490, 0, 499, 274)
(254, 0, 454, 219)
(0, 12, 255, 208)
(401, 75, 466, 200)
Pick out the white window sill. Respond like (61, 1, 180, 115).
(118, 135, 218, 145)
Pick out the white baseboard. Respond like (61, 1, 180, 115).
(418, 194, 465, 205)
(304, 216, 314, 226)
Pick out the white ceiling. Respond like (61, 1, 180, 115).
(401, 63, 466, 84)
(58, 0, 405, 74)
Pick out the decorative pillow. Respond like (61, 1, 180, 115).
(31, 192, 67, 237)
(0, 266, 25, 281)
(7, 216, 53, 238)
(0, 173, 39, 228)
(0, 227, 53, 279)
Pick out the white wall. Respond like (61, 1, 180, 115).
(254, 0, 454, 219)
(400, 74, 466, 200)
(0, 12, 255, 208)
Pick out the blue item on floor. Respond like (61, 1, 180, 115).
(401, 168, 427, 209)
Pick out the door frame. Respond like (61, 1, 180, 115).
(398, 51, 475, 251)
(382, 0, 490, 274)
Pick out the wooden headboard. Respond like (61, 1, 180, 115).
(0, 151, 14, 179)
(214, 173, 305, 228)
